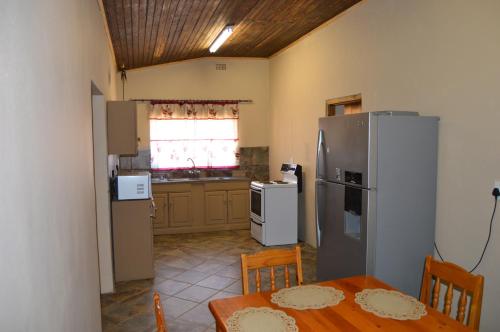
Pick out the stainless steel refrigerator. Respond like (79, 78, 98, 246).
(315, 111, 439, 296)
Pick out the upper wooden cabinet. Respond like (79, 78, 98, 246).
(136, 103, 150, 150)
(107, 101, 138, 155)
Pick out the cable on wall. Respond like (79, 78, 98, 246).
(434, 188, 499, 273)
(120, 64, 127, 100)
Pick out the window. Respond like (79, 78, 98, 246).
(150, 118, 239, 170)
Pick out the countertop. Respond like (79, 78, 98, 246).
(151, 176, 250, 184)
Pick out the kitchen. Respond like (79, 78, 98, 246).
(102, 60, 311, 330)
(1, 1, 500, 332)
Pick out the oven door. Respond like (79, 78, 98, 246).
(250, 186, 264, 220)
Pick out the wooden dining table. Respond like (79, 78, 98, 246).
(208, 275, 472, 331)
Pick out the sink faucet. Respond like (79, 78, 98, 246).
(187, 158, 196, 169)
(187, 158, 200, 177)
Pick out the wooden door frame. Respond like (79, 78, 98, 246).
(325, 93, 362, 116)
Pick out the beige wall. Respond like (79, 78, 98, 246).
(269, 0, 500, 330)
(0, 0, 116, 330)
(119, 58, 270, 148)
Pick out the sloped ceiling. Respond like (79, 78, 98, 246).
(103, 0, 361, 69)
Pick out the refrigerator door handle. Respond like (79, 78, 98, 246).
(316, 129, 326, 178)
(315, 179, 325, 247)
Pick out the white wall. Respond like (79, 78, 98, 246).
(0, 0, 116, 330)
(269, 0, 500, 330)
(120, 58, 270, 148)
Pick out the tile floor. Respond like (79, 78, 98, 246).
(101, 230, 317, 332)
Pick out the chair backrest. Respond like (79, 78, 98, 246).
(420, 256, 484, 330)
(153, 292, 167, 332)
(240, 246, 303, 295)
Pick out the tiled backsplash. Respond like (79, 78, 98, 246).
(238, 146, 269, 181)
(119, 146, 269, 181)
(119, 149, 151, 170)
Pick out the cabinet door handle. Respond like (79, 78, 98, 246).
(150, 199, 157, 218)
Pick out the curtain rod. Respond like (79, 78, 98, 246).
(132, 99, 252, 105)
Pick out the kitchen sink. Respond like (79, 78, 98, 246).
(169, 177, 200, 182)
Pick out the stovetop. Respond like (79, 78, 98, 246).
(251, 180, 297, 189)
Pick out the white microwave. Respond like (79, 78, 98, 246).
(115, 172, 151, 200)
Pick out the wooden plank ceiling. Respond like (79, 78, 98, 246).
(103, 0, 361, 69)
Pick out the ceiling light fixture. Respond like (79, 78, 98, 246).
(209, 25, 234, 53)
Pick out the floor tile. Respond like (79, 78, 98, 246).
(215, 265, 241, 279)
(161, 296, 198, 318)
(112, 312, 156, 332)
(155, 266, 186, 279)
(101, 230, 317, 331)
(172, 269, 211, 284)
(162, 258, 198, 270)
(224, 280, 243, 294)
(166, 319, 207, 332)
(191, 261, 225, 274)
(196, 275, 235, 290)
(156, 279, 191, 296)
(175, 285, 219, 303)
(178, 303, 215, 326)
(102, 301, 141, 325)
(204, 291, 240, 304)
(213, 255, 240, 265)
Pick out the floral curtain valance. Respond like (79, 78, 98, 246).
(150, 102, 239, 120)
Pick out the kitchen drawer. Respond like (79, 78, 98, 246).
(251, 218, 264, 245)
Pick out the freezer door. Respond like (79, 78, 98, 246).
(318, 114, 371, 187)
(316, 180, 369, 281)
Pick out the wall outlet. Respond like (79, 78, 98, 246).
(495, 181, 500, 200)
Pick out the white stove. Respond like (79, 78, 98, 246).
(249, 163, 302, 246)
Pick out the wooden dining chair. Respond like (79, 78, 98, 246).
(420, 256, 484, 330)
(153, 292, 167, 332)
(240, 246, 303, 295)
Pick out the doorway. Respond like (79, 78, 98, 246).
(91, 82, 115, 293)
(326, 93, 362, 116)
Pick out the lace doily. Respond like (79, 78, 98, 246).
(226, 307, 298, 332)
(355, 288, 427, 320)
(270, 285, 345, 310)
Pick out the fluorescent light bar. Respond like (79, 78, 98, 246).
(209, 25, 234, 53)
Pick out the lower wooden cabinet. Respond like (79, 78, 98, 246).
(112, 199, 154, 281)
(168, 192, 193, 227)
(205, 191, 228, 225)
(228, 190, 250, 224)
(152, 193, 168, 227)
(152, 180, 250, 235)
